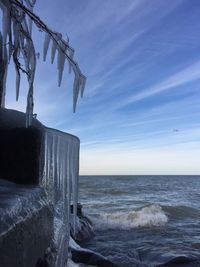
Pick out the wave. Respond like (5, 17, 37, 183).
(92, 204, 168, 230)
(163, 205, 200, 219)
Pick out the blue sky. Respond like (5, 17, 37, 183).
(4, 0, 200, 174)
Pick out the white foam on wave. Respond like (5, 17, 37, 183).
(93, 204, 168, 230)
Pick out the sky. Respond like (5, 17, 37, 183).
(3, 0, 200, 174)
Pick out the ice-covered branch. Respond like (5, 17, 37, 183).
(0, 0, 86, 126)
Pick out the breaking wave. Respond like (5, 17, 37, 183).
(93, 204, 168, 230)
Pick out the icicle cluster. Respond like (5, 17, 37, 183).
(42, 127, 79, 250)
(42, 29, 86, 113)
(0, 0, 86, 126)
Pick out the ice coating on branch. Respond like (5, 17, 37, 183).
(1, 2, 11, 59)
(24, 0, 35, 35)
(42, 128, 80, 251)
(0, 0, 86, 125)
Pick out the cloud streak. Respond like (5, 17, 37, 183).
(116, 61, 200, 109)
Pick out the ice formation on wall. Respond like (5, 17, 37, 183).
(42, 127, 79, 264)
(0, 0, 86, 126)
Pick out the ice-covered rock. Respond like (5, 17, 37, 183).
(70, 203, 94, 242)
(0, 179, 53, 267)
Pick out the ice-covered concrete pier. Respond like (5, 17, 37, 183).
(0, 108, 80, 267)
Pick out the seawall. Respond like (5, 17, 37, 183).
(0, 108, 80, 267)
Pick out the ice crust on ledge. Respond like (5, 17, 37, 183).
(0, 179, 50, 235)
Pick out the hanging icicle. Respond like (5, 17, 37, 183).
(51, 39, 57, 64)
(43, 32, 51, 61)
(15, 67, 20, 101)
(57, 40, 67, 87)
(72, 74, 80, 113)
(0, 30, 8, 107)
(80, 75, 86, 98)
(68, 47, 74, 74)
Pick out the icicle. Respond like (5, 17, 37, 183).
(8, 30, 12, 61)
(68, 47, 74, 74)
(1, 60, 8, 108)
(49, 135, 54, 201)
(72, 144, 77, 235)
(43, 32, 51, 61)
(20, 37, 29, 73)
(15, 68, 20, 101)
(67, 142, 71, 226)
(72, 140, 80, 235)
(57, 48, 63, 86)
(63, 142, 68, 204)
(26, 83, 34, 127)
(80, 76, 86, 98)
(57, 45, 66, 87)
(42, 132, 48, 187)
(57, 140, 61, 199)
(73, 75, 80, 113)
(51, 33, 62, 64)
(13, 19, 21, 48)
(56, 138, 61, 199)
(21, 19, 29, 37)
(51, 39, 57, 64)
(53, 135, 58, 202)
(29, 50, 36, 80)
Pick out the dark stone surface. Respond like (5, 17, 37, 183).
(0, 127, 43, 184)
(71, 247, 119, 267)
(70, 203, 95, 242)
(35, 258, 49, 267)
(0, 108, 45, 184)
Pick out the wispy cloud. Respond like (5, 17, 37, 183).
(115, 61, 200, 109)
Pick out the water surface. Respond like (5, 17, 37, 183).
(79, 175, 200, 267)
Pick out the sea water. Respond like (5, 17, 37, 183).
(79, 175, 200, 267)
